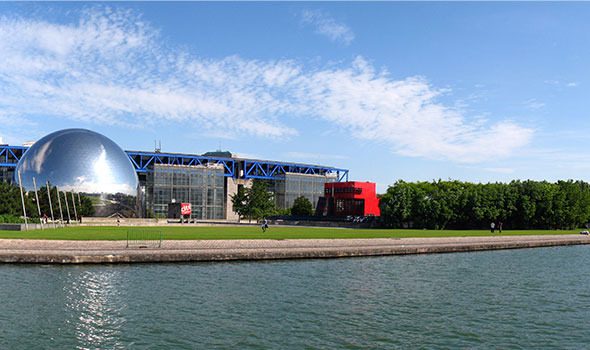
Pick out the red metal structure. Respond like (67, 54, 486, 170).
(316, 181, 380, 217)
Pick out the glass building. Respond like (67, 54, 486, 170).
(0, 167, 12, 183)
(146, 164, 225, 219)
(273, 173, 336, 209)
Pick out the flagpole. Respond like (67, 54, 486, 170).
(56, 187, 64, 227)
(32, 177, 43, 230)
(71, 192, 78, 223)
(63, 191, 71, 225)
(17, 170, 28, 231)
(46, 180, 56, 229)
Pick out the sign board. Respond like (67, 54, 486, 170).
(181, 203, 192, 216)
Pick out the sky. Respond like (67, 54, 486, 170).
(1, 2, 589, 193)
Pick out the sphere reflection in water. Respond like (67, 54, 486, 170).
(65, 269, 127, 348)
(15, 128, 139, 217)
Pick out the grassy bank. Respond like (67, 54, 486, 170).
(0, 225, 580, 240)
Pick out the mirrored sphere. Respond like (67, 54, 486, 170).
(15, 128, 139, 216)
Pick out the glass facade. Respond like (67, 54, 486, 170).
(274, 173, 336, 210)
(0, 168, 13, 183)
(147, 164, 225, 219)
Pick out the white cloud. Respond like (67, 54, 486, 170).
(544, 80, 579, 88)
(301, 9, 355, 45)
(524, 98, 545, 110)
(0, 8, 533, 164)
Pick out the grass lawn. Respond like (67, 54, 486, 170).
(0, 225, 581, 240)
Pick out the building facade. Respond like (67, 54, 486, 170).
(146, 164, 226, 219)
(1, 142, 349, 220)
(316, 181, 381, 218)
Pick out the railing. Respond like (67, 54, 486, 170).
(126, 229, 163, 248)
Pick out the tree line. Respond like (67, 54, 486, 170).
(380, 180, 590, 230)
(0, 181, 94, 222)
(5, 177, 590, 230)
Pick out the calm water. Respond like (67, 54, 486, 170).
(1, 246, 590, 349)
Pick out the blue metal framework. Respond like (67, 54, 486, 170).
(0, 145, 27, 167)
(126, 151, 235, 177)
(0, 146, 349, 182)
(243, 159, 349, 182)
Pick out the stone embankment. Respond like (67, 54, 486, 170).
(0, 235, 588, 264)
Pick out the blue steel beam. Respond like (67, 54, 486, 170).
(243, 159, 348, 182)
(125, 151, 235, 177)
(0, 145, 27, 167)
(0, 146, 347, 182)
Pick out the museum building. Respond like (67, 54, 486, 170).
(0, 129, 351, 220)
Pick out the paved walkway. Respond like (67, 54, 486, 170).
(0, 235, 588, 263)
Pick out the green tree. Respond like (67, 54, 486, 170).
(231, 180, 276, 221)
(380, 179, 590, 230)
(0, 181, 38, 222)
(0, 181, 23, 216)
(248, 180, 275, 220)
(231, 185, 250, 221)
(291, 196, 314, 216)
(0, 181, 35, 218)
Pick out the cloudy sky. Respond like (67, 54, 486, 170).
(1, 2, 589, 192)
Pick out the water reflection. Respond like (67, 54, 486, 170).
(1, 247, 590, 349)
(64, 268, 126, 349)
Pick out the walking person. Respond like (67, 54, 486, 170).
(490, 221, 495, 233)
(261, 218, 269, 232)
(498, 221, 503, 233)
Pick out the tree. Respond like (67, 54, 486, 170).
(231, 180, 276, 221)
(0, 181, 38, 222)
(380, 179, 590, 230)
(231, 185, 250, 221)
(248, 180, 275, 220)
(291, 196, 314, 216)
(0, 181, 35, 218)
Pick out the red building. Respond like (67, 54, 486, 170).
(316, 181, 380, 217)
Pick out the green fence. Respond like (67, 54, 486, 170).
(126, 229, 163, 248)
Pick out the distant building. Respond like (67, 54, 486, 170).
(316, 181, 381, 217)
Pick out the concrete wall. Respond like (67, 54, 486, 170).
(225, 178, 252, 221)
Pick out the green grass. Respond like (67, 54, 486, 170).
(0, 225, 581, 240)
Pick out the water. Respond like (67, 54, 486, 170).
(1, 246, 589, 349)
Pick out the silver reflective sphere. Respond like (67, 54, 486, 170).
(15, 128, 139, 216)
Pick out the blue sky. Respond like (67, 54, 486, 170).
(1, 2, 589, 192)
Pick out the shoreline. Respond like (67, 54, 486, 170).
(0, 234, 588, 264)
